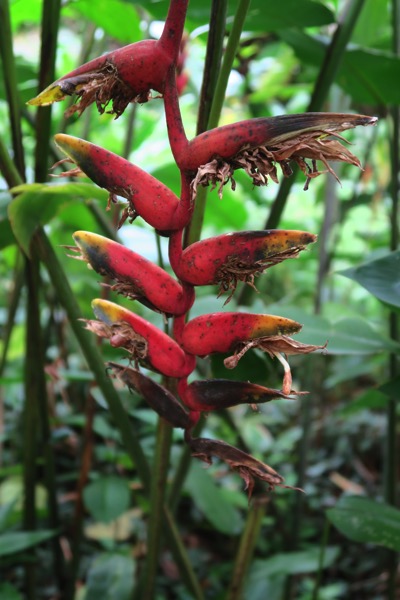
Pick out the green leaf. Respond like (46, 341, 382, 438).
(336, 389, 389, 417)
(8, 191, 68, 257)
(340, 252, 400, 311)
(0, 529, 57, 557)
(327, 496, 400, 552)
(8, 183, 108, 257)
(10, 182, 108, 202)
(140, 0, 334, 29)
(245, 547, 339, 600)
(281, 30, 400, 105)
(185, 461, 243, 535)
(66, 0, 141, 44)
(0, 582, 23, 600)
(238, 0, 335, 30)
(85, 552, 135, 600)
(83, 476, 131, 523)
(265, 305, 400, 355)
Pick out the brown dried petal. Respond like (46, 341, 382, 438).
(191, 128, 365, 200)
(186, 435, 301, 499)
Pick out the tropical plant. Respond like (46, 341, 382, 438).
(0, 1, 398, 599)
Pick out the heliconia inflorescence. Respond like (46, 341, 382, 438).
(30, 0, 377, 497)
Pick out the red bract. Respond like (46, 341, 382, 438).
(27, 0, 189, 118)
(175, 229, 317, 302)
(54, 134, 191, 232)
(175, 112, 377, 196)
(85, 299, 195, 378)
(180, 312, 302, 357)
(70, 231, 194, 316)
(178, 378, 299, 412)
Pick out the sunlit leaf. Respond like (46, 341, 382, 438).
(340, 251, 400, 311)
(66, 0, 141, 44)
(327, 496, 400, 551)
(8, 191, 69, 257)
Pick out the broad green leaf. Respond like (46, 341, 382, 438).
(185, 461, 243, 535)
(85, 552, 135, 600)
(245, 547, 339, 600)
(250, 546, 339, 577)
(336, 389, 389, 417)
(8, 183, 108, 257)
(340, 252, 400, 311)
(0, 582, 23, 600)
(0, 219, 16, 250)
(66, 0, 141, 44)
(140, 0, 334, 29)
(10, 182, 109, 202)
(327, 496, 400, 552)
(8, 191, 69, 257)
(10, 0, 42, 30)
(0, 529, 57, 557)
(281, 30, 400, 105)
(83, 476, 131, 523)
(265, 305, 400, 355)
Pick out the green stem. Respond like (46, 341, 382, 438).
(0, 256, 24, 375)
(386, 3, 399, 598)
(34, 0, 61, 182)
(196, 0, 228, 135)
(0, 0, 26, 176)
(226, 498, 267, 600)
(163, 505, 205, 600)
(23, 256, 40, 599)
(311, 518, 331, 600)
(185, 0, 251, 246)
(139, 418, 173, 600)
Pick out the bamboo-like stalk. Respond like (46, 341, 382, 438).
(34, 0, 61, 182)
(386, 3, 399, 598)
(0, 0, 25, 175)
(226, 498, 268, 600)
(185, 0, 250, 246)
(137, 418, 174, 600)
(23, 256, 40, 600)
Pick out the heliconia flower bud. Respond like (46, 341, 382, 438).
(175, 112, 377, 197)
(107, 362, 191, 429)
(70, 231, 194, 316)
(27, 41, 167, 117)
(54, 134, 190, 232)
(180, 312, 302, 357)
(84, 299, 196, 378)
(175, 230, 317, 302)
(185, 434, 289, 499)
(178, 378, 299, 412)
(27, 0, 189, 118)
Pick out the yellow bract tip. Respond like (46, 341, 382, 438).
(27, 84, 65, 107)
